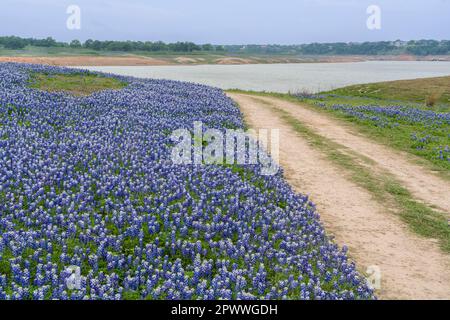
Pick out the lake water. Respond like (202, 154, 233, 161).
(78, 61, 450, 93)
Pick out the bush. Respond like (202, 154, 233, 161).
(426, 92, 441, 107)
(0, 36, 27, 50)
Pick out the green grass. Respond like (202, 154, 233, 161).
(0, 45, 216, 58)
(29, 72, 127, 96)
(323, 76, 450, 109)
(268, 105, 450, 253)
(0, 45, 103, 56)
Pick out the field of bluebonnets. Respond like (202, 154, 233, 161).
(0, 63, 374, 300)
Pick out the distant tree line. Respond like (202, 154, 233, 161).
(0, 36, 449, 56)
(226, 40, 450, 56)
(0, 36, 225, 53)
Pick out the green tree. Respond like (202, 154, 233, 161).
(201, 44, 213, 51)
(0, 36, 27, 49)
(83, 39, 94, 49)
(69, 40, 82, 48)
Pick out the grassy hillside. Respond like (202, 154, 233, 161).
(323, 76, 450, 107)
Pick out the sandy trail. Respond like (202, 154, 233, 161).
(231, 94, 450, 214)
(228, 93, 450, 300)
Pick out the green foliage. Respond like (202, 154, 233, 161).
(0, 35, 225, 53)
(122, 291, 142, 300)
(224, 40, 450, 56)
(0, 36, 27, 49)
(2, 35, 449, 55)
(69, 40, 82, 48)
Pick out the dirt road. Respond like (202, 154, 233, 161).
(227, 92, 450, 300)
(233, 94, 450, 214)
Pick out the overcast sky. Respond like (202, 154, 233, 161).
(1, 0, 449, 44)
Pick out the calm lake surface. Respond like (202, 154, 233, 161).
(78, 61, 450, 93)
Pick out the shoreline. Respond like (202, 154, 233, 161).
(1, 54, 449, 66)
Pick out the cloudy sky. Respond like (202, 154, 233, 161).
(1, 0, 449, 44)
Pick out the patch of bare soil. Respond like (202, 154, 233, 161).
(174, 57, 199, 64)
(214, 57, 254, 65)
(228, 93, 450, 300)
(0, 56, 171, 66)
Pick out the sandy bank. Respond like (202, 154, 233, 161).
(1, 54, 449, 66)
